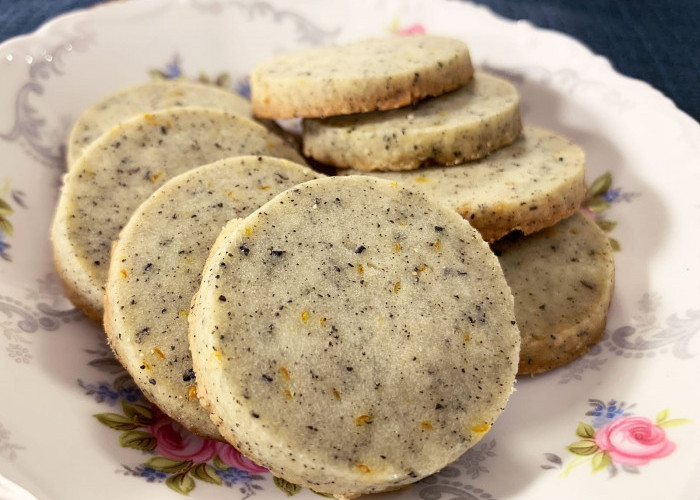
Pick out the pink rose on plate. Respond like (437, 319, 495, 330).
(215, 441, 268, 473)
(397, 23, 426, 35)
(148, 411, 217, 463)
(594, 416, 676, 466)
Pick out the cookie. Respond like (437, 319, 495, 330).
(492, 212, 615, 375)
(104, 156, 320, 439)
(66, 80, 252, 167)
(189, 175, 519, 498)
(303, 72, 521, 171)
(51, 107, 306, 321)
(250, 35, 473, 119)
(339, 126, 586, 242)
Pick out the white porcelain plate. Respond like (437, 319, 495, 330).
(1, 1, 699, 499)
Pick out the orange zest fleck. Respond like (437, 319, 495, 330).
(393, 242, 402, 252)
(421, 421, 433, 430)
(149, 171, 164, 183)
(356, 414, 372, 426)
(284, 389, 292, 399)
(357, 464, 371, 474)
(301, 311, 309, 324)
(245, 227, 252, 236)
(187, 385, 197, 399)
(357, 264, 364, 274)
(259, 185, 271, 190)
(119, 269, 128, 279)
(279, 366, 291, 380)
(415, 176, 430, 183)
(472, 423, 491, 434)
(393, 281, 401, 294)
(332, 389, 341, 400)
(320, 317, 326, 327)
(152, 347, 165, 359)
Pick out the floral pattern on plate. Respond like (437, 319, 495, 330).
(0, 180, 27, 262)
(81, 347, 268, 496)
(542, 399, 691, 477)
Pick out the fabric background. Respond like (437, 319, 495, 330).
(0, 0, 698, 122)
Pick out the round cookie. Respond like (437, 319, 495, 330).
(104, 156, 320, 440)
(492, 212, 615, 375)
(250, 35, 473, 119)
(339, 126, 586, 242)
(51, 107, 306, 321)
(303, 72, 522, 171)
(189, 176, 520, 498)
(67, 80, 252, 167)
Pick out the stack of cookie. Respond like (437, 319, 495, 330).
(49, 33, 615, 500)
(251, 34, 614, 377)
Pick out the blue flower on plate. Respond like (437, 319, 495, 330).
(234, 78, 251, 99)
(217, 467, 252, 485)
(602, 187, 621, 203)
(163, 55, 182, 80)
(586, 399, 633, 428)
(138, 466, 168, 483)
(85, 381, 120, 405)
(119, 384, 143, 403)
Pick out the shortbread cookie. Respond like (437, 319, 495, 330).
(104, 156, 320, 440)
(66, 80, 253, 167)
(250, 35, 473, 119)
(339, 127, 586, 242)
(51, 107, 306, 321)
(492, 212, 615, 375)
(189, 176, 519, 498)
(303, 72, 521, 171)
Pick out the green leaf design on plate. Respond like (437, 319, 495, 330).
(566, 439, 599, 456)
(94, 412, 139, 431)
(658, 418, 692, 428)
(149, 69, 168, 80)
(88, 357, 127, 374)
(0, 198, 13, 217)
(119, 430, 156, 451)
(122, 400, 155, 425)
(609, 237, 621, 252)
(575, 421, 596, 439)
(595, 219, 618, 232)
(166, 472, 196, 496)
(190, 463, 222, 485)
(656, 408, 670, 424)
(273, 476, 302, 496)
(145, 457, 193, 474)
(211, 454, 228, 470)
(587, 172, 613, 200)
(591, 451, 611, 472)
(0, 216, 13, 237)
(585, 197, 612, 214)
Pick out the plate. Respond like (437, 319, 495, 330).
(1, 0, 699, 499)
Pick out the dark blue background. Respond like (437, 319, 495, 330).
(1, 0, 698, 122)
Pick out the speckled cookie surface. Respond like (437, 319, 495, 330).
(103, 157, 320, 439)
(250, 35, 473, 119)
(51, 107, 307, 321)
(189, 176, 519, 498)
(67, 80, 252, 167)
(339, 127, 586, 242)
(303, 72, 521, 171)
(492, 212, 615, 375)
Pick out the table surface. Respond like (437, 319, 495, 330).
(0, 0, 698, 123)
